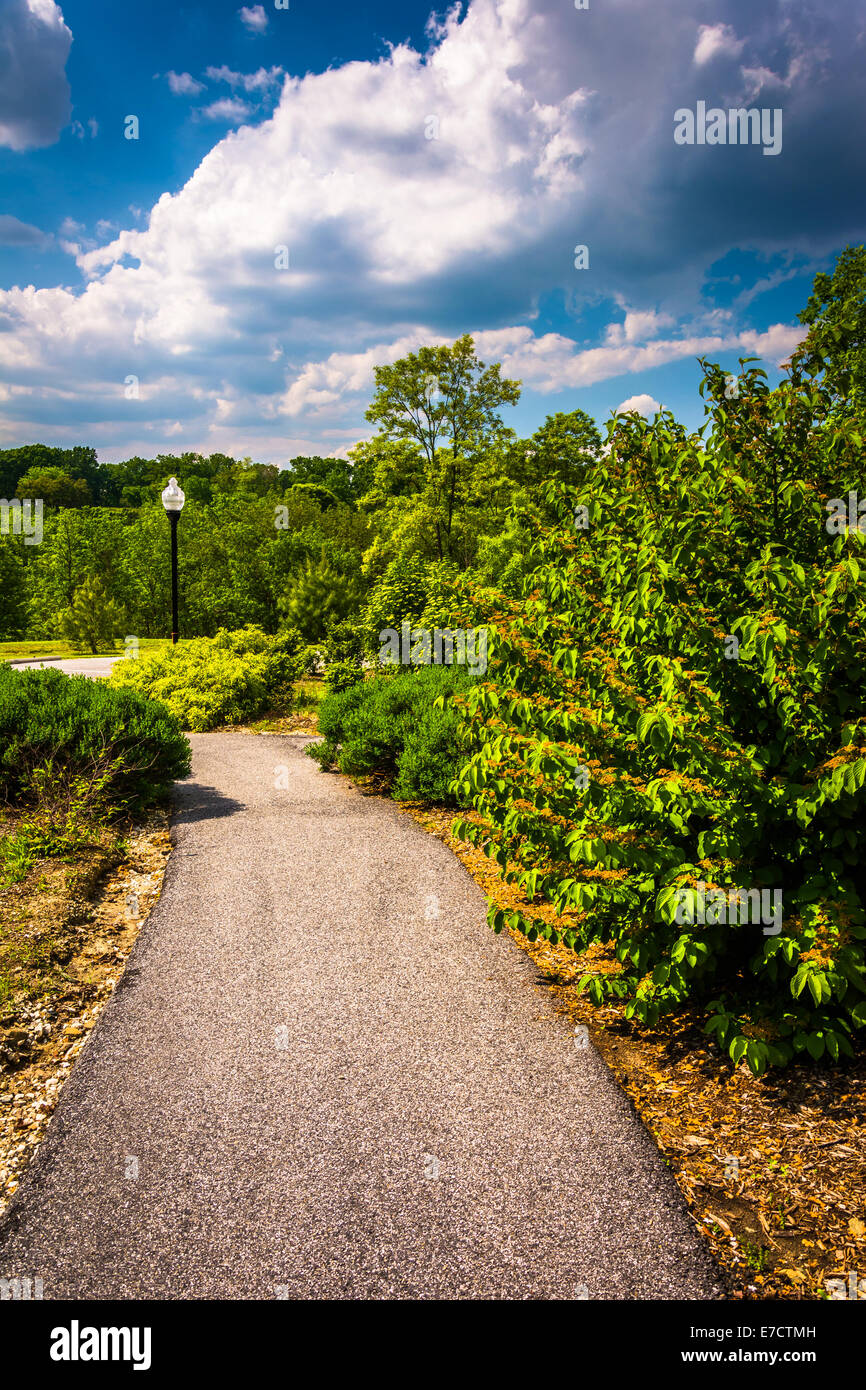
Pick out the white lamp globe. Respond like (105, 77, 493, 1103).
(161, 477, 185, 513)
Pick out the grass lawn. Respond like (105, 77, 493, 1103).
(0, 638, 172, 661)
(295, 676, 325, 707)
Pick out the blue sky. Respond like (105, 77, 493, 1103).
(1, 0, 865, 464)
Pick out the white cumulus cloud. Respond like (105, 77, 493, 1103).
(616, 393, 661, 417)
(167, 71, 205, 96)
(605, 309, 675, 347)
(198, 97, 253, 123)
(0, 0, 844, 457)
(239, 4, 268, 33)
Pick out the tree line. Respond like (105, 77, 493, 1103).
(2, 246, 865, 654)
(0, 333, 602, 648)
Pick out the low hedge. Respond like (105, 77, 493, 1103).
(0, 663, 191, 809)
(108, 625, 298, 732)
(308, 664, 471, 804)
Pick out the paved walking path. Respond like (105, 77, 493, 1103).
(7, 656, 119, 677)
(0, 735, 723, 1300)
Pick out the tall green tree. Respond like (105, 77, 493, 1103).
(279, 558, 363, 642)
(796, 244, 866, 401)
(365, 334, 520, 562)
(507, 409, 602, 488)
(0, 444, 97, 502)
(0, 537, 27, 639)
(15, 466, 91, 508)
(58, 575, 122, 653)
(280, 455, 372, 505)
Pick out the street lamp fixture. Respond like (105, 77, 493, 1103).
(161, 477, 185, 644)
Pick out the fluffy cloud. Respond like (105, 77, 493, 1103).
(616, 394, 661, 417)
(238, 5, 267, 33)
(693, 24, 744, 66)
(0, 0, 859, 457)
(605, 309, 675, 347)
(0, 0, 72, 151)
(481, 323, 805, 392)
(279, 319, 806, 414)
(167, 71, 205, 96)
(205, 65, 284, 93)
(280, 332, 436, 416)
(198, 96, 253, 123)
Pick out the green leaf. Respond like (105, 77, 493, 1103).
(637, 710, 656, 742)
(746, 1041, 767, 1077)
(805, 1032, 825, 1060)
(729, 1037, 749, 1065)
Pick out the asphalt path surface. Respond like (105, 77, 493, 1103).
(6, 657, 118, 677)
(0, 734, 723, 1300)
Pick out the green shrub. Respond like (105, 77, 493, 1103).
(296, 643, 324, 677)
(0, 664, 190, 810)
(0, 785, 107, 888)
(108, 625, 299, 732)
(453, 358, 866, 1073)
(322, 617, 365, 665)
(324, 659, 364, 693)
(308, 664, 471, 803)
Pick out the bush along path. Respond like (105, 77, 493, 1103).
(0, 733, 722, 1300)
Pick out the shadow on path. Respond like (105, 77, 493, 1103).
(172, 781, 246, 825)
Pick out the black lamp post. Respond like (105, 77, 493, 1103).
(161, 477, 185, 644)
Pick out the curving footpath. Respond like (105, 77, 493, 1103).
(0, 734, 724, 1300)
(6, 657, 119, 678)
